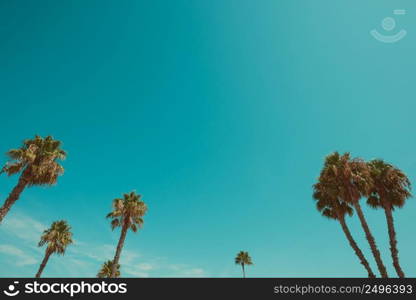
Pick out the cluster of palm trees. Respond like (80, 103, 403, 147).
(0, 135, 147, 278)
(313, 152, 411, 278)
(0, 136, 412, 278)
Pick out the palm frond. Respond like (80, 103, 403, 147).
(38, 220, 73, 255)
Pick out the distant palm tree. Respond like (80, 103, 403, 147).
(367, 159, 411, 278)
(319, 152, 388, 278)
(97, 260, 121, 278)
(107, 191, 147, 278)
(235, 251, 253, 278)
(313, 182, 376, 278)
(0, 135, 66, 223)
(35, 220, 73, 278)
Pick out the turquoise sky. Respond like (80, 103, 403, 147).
(1, 0, 416, 277)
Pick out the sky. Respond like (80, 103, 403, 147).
(0, 0, 416, 278)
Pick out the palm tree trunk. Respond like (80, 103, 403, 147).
(35, 250, 52, 278)
(338, 216, 376, 278)
(0, 169, 30, 224)
(111, 223, 128, 278)
(353, 201, 388, 278)
(242, 264, 245, 278)
(384, 206, 405, 278)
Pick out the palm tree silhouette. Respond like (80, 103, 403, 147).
(235, 251, 253, 278)
(367, 159, 411, 278)
(0, 135, 66, 223)
(107, 191, 147, 278)
(35, 220, 73, 278)
(97, 260, 121, 278)
(313, 181, 376, 277)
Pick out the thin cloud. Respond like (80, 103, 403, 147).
(137, 263, 153, 271)
(0, 212, 46, 244)
(168, 264, 206, 277)
(122, 266, 150, 278)
(0, 244, 37, 266)
(0, 211, 208, 277)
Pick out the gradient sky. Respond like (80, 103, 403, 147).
(1, 0, 416, 278)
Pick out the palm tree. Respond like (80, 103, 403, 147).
(367, 159, 411, 278)
(319, 152, 388, 278)
(107, 191, 147, 278)
(313, 182, 376, 277)
(97, 260, 121, 278)
(235, 251, 253, 278)
(35, 220, 73, 278)
(0, 135, 66, 223)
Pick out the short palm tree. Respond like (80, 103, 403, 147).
(319, 152, 388, 278)
(235, 251, 253, 278)
(0, 135, 66, 223)
(367, 159, 411, 278)
(107, 191, 147, 278)
(97, 260, 121, 278)
(35, 220, 73, 278)
(313, 182, 376, 277)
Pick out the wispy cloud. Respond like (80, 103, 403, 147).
(120, 261, 207, 278)
(137, 263, 153, 271)
(0, 212, 46, 244)
(168, 264, 206, 277)
(69, 243, 140, 265)
(123, 266, 150, 278)
(0, 244, 37, 266)
(1, 210, 208, 277)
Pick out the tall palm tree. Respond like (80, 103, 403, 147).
(235, 251, 253, 278)
(367, 159, 411, 278)
(35, 220, 73, 278)
(313, 182, 376, 278)
(319, 152, 388, 278)
(107, 191, 147, 278)
(0, 135, 66, 223)
(97, 260, 121, 278)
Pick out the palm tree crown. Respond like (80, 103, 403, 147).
(106, 191, 147, 233)
(235, 251, 253, 266)
(1, 135, 66, 185)
(313, 182, 353, 220)
(39, 220, 73, 255)
(319, 152, 372, 203)
(367, 159, 412, 210)
(97, 260, 121, 278)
